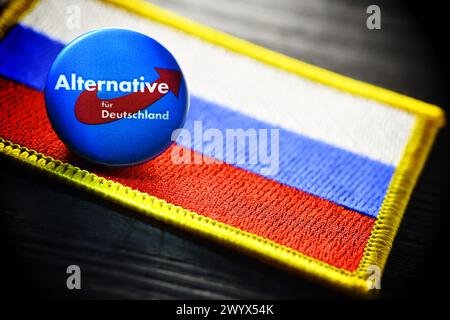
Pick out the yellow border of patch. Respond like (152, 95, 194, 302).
(0, 0, 445, 297)
(0, 0, 36, 37)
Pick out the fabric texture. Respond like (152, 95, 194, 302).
(0, 0, 445, 295)
(0, 78, 375, 271)
(0, 24, 395, 216)
(20, 0, 416, 166)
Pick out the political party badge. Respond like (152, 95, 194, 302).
(45, 28, 188, 166)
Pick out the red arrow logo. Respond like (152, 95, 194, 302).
(74, 68, 181, 124)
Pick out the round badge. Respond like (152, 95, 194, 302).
(45, 29, 188, 166)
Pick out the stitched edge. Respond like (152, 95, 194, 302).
(0, 0, 445, 296)
(356, 118, 441, 275)
(0, 137, 369, 296)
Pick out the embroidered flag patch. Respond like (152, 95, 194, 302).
(0, 0, 445, 295)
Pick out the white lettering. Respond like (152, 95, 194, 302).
(54, 74, 70, 90)
(53, 73, 173, 94)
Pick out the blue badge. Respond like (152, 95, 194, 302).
(45, 29, 188, 166)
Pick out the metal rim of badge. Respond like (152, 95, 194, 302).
(45, 29, 189, 166)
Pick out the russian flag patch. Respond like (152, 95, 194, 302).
(0, 0, 445, 295)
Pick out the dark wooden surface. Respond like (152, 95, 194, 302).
(1, 0, 449, 299)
